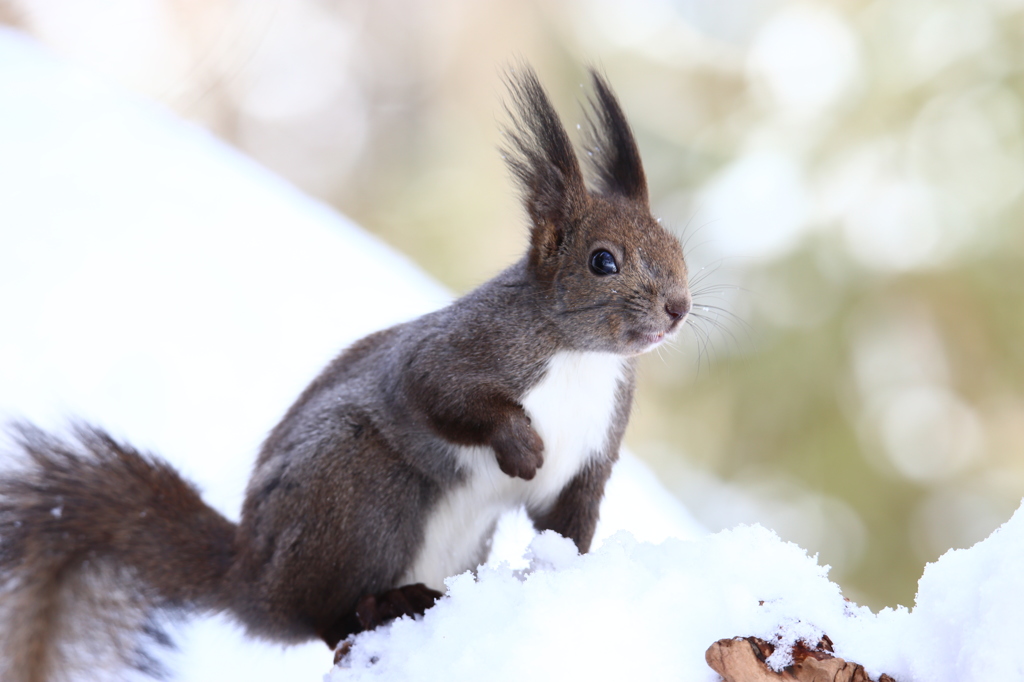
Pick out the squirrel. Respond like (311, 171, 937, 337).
(0, 65, 690, 681)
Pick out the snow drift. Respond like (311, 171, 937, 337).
(333, 504, 1024, 681)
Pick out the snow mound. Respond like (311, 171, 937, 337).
(335, 526, 841, 681)
(904, 502, 1024, 680)
(333, 502, 1024, 682)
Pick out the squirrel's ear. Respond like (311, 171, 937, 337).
(582, 69, 648, 207)
(502, 66, 588, 269)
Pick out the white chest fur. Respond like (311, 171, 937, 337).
(400, 351, 627, 590)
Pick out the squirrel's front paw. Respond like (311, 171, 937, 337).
(491, 417, 544, 480)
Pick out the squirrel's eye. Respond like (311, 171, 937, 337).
(589, 250, 619, 276)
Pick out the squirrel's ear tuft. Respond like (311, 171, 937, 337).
(582, 69, 648, 206)
(501, 65, 587, 266)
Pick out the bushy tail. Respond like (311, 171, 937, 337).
(0, 424, 238, 682)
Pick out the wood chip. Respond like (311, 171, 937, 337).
(705, 635, 896, 682)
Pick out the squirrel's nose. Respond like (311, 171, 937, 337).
(665, 293, 691, 322)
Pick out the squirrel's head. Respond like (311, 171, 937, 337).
(502, 66, 690, 356)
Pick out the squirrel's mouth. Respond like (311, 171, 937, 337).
(641, 330, 666, 346)
(624, 328, 669, 354)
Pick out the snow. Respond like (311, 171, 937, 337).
(334, 506, 1024, 682)
(336, 526, 842, 681)
(904, 507, 1024, 680)
(2, 25, 1023, 682)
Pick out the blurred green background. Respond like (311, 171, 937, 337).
(4, 0, 1023, 610)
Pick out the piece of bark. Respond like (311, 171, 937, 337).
(706, 635, 896, 682)
(333, 639, 353, 666)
